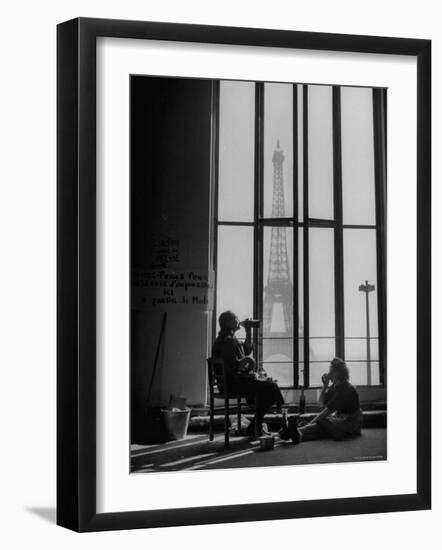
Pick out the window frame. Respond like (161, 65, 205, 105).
(214, 80, 387, 389)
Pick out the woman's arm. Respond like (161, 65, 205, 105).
(305, 407, 331, 426)
(243, 325, 253, 356)
(319, 387, 329, 407)
(319, 373, 332, 407)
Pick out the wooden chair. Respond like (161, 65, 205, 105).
(207, 357, 254, 446)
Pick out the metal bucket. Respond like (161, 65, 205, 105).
(161, 407, 191, 441)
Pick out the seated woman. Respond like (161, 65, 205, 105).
(282, 357, 363, 443)
(212, 310, 284, 438)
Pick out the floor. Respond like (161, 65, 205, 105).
(131, 428, 386, 473)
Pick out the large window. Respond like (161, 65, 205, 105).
(215, 80, 386, 388)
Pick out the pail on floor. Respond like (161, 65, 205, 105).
(161, 407, 191, 440)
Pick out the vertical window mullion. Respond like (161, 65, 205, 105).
(303, 85, 310, 388)
(254, 83, 264, 363)
(333, 86, 345, 360)
(211, 81, 220, 348)
(373, 88, 387, 387)
(293, 85, 299, 388)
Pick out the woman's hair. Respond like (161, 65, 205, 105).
(330, 357, 350, 382)
(218, 310, 236, 331)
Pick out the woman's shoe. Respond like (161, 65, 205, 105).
(246, 420, 259, 439)
(246, 421, 271, 439)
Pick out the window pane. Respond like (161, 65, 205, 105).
(263, 226, 293, 336)
(216, 226, 253, 339)
(309, 228, 335, 337)
(309, 362, 331, 387)
(261, 362, 293, 387)
(262, 338, 293, 363)
(262, 225, 293, 370)
(310, 359, 381, 387)
(347, 361, 381, 386)
(297, 363, 305, 387)
(298, 228, 304, 336)
(312, 361, 380, 386)
(218, 81, 255, 221)
(345, 337, 379, 361)
(308, 85, 334, 219)
(264, 83, 293, 218)
(310, 338, 335, 362)
(297, 85, 303, 221)
(344, 229, 378, 338)
(341, 87, 376, 225)
(298, 338, 304, 362)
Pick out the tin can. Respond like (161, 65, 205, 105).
(259, 435, 275, 451)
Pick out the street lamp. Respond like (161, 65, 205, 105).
(358, 280, 375, 385)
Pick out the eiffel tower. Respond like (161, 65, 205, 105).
(262, 140, 296, 362)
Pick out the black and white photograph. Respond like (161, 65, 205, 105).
(130, 76, 387, 473)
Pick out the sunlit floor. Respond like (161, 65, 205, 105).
(130, 429, 386, 473)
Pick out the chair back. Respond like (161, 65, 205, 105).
(207, 357, 226, 394)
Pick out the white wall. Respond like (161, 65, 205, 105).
(0, 1, 440, 548)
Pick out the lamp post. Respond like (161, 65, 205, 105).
(358, 280, 375, 385)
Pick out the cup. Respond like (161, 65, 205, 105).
(259, 435, 275, 451)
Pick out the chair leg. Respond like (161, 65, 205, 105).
(209, 394, 214, 441)
(254, 397, 258, 438)
(237, 397, 241, 435)
(224, 397, 230, 446)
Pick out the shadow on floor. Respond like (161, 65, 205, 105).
(25, 506, 56, 524)
(131, 428, 386, 473)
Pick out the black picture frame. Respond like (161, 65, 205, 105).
(57, 17, 431, 532)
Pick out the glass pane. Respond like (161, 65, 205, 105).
(344, 229, 378, 338)
(308, 85, 334, 219)
(345, 338, 379, 361)
(298, 228, 304, 337)
(347, 361, 381, 386)
(298, 338, 304, 362)
(297, 85, 303, 221)
(216, 226, 253, 339)
(298, 362, 305, 387)
(309, 362, 331, 387)
(341, 87, 376, 225)
(262, 338, 293, 363)
(310, 338, 335, 362)
(309, 359, 381, 387)
(261, 362, 293, 387)
(309, 228, 335, 337)
(218, 81, 255, 221)
(263, 226, 293, 337)
(263, 83, 294, 218)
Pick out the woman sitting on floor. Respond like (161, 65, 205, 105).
(282, 357, 363, 444)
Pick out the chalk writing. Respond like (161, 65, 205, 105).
(150, 235, 180, 268)
(132, 268, 214, 311)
